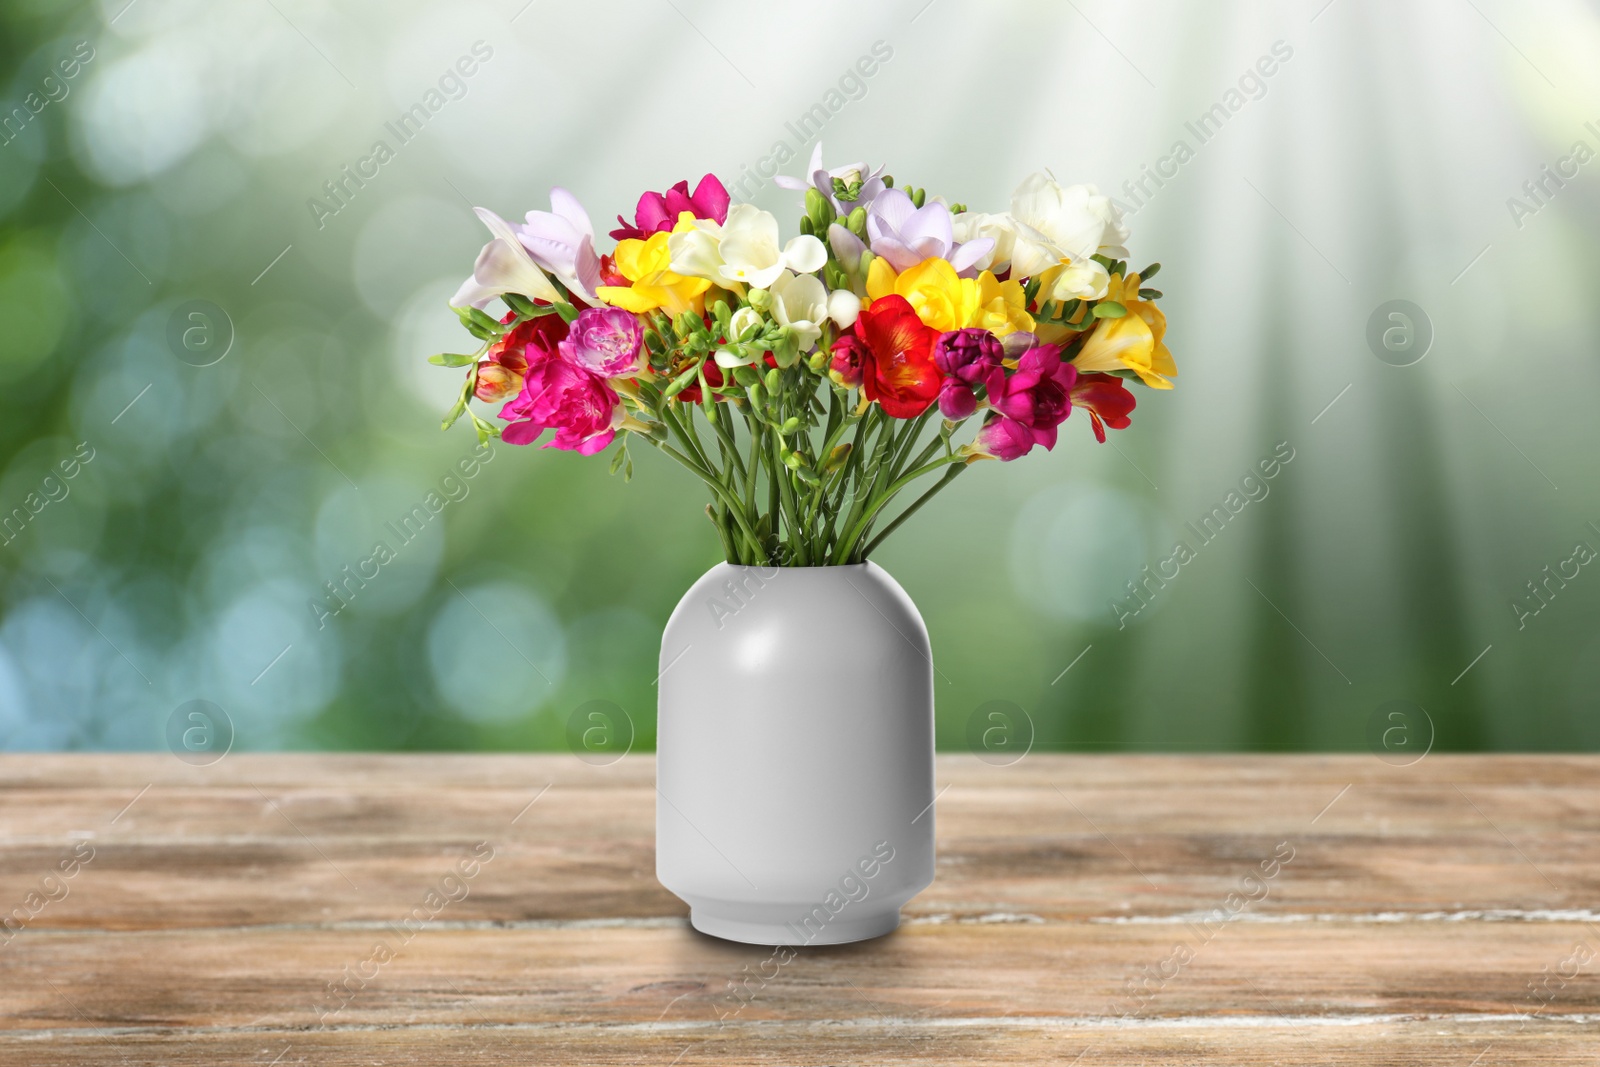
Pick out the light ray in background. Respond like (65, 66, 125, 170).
(0, 0, 1596, 753)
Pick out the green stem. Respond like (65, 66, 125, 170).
(834, 454, 963, 563)
(771, 428, 809, 565)
(644, 434, 764, 561)
(860, 464, 967, 557)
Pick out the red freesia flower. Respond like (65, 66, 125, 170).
(1070, 372, 1136, 442)
(597, 253, 629, 288)
(475, 312, 568, 402)
(677, 361, 726, 404)
(848, 295, 941, 419)
(609, 174, 730, 241)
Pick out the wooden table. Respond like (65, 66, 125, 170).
(1, 755, 1596, 1064)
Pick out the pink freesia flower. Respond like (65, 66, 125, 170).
(558, 307, 644, 378)
(499, 358, 620, 455)
(974, 343, 1077, 460)
(931, 328, 1005, 420)
(866, 188, 993, 275)
(609, 175, 730, 241)
(516, 188, 603, 306)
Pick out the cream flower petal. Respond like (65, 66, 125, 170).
(780, 234, 826, 274)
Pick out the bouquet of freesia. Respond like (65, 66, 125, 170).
(433, 147, 1175, 566)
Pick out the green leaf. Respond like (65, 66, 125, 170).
(609, 442, 628, 475)
(1138, 288, 1163, 300)
(1092, 301, 1128, 319)
(440, 395, 468, 431)
(1139, 262, 1161, 280)
(429, 352, 478, 367)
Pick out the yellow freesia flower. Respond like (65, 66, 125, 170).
(970, 271, 1034, 337)
(866, 257, 979, 334)
(1071, 272, 1175, 389)
(596, 231, 710, 317)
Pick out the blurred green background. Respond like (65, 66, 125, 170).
(2, 0, 1597, 755)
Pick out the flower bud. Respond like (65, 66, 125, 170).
(827, 289, 860, 329)
(846, 206, 868, 240)
(823, 443, 852, 473)
(729, 306, 762, 342)
(764, 367, 781, 393)
(473, 360, 523, 403)
(748, 288, 772, 312)
(805, 187, 834, 231)
(779, 416, 802, 435)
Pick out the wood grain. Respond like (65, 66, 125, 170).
(1, 755, 1597, 1065)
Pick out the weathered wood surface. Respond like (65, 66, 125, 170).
(1, 754, 1597, 1065)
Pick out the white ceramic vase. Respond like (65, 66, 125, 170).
(655, 561, 935, 946)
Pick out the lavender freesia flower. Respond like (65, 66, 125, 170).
(515, 188, 602, 306)
(866, 189, 993, 276)
(774, 143, 889, 215)
(450, 207, 566, 310)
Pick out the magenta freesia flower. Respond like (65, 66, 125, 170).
(974, 343, 1077, 460)
(609, 174, 730, 241)
(558, 307, 644, 378)
(931, 328, 1005, 420)
(866, 189, 993, 275)
(499, 357, 620, 455)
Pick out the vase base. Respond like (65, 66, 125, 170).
(686, 901, 902, 946)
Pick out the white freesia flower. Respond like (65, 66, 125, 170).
(729, 306, 763, 342)
(450, 207, 565, 309)
(669, 204, 826, 290)
(951, 211, 1018, 274)
(1007, 173, 1130, 300)
(769, 270, 828, 358)
(826, 289, 860, 329)
(713, 307, 770, 369)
